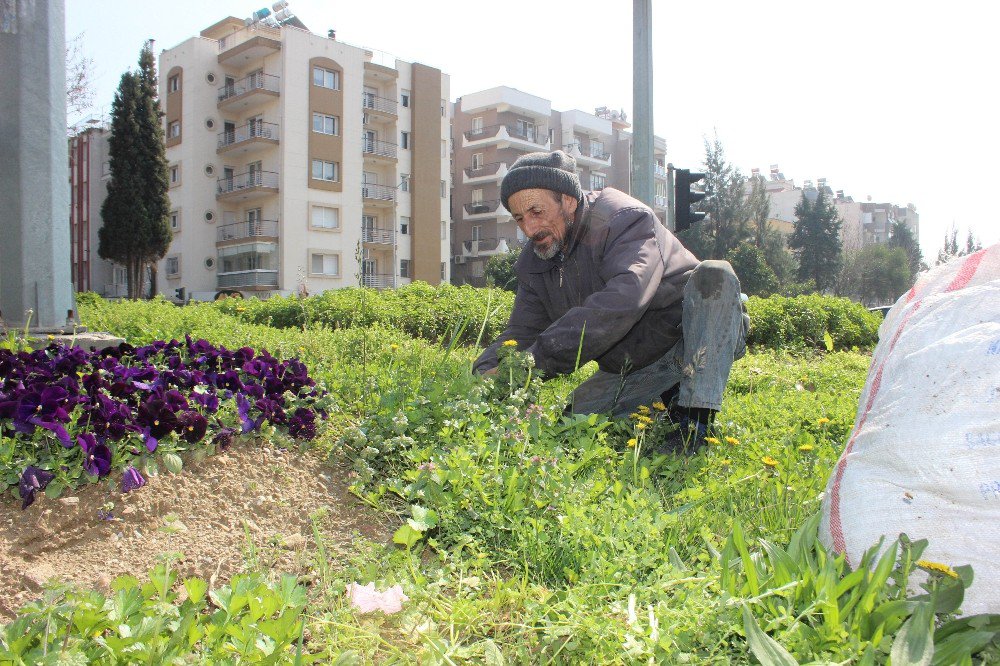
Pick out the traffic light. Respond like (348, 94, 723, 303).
(174, 287, 186, 302)
(674, 169, 707, 232)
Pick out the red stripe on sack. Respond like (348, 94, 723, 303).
(828, 249, 987, 561)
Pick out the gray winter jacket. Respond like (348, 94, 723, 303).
(474, 188, 699, 377)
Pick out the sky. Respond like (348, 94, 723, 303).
(66, 0, 1000, 260)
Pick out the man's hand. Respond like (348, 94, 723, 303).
(482, 367, 498, 376)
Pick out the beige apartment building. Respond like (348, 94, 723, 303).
(157, 16, 451, 299)
(450, 86, 669, 285)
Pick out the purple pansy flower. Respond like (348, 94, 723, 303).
(288, 408, 317, 440)
(121, 466, 146, 493)
(78, 433, 112, 478)
(178, 410, 208, 443)
(19, 465, 55, 509)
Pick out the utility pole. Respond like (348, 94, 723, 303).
(631, 0, 654, 208)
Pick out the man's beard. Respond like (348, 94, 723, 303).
(532, 216, 574, 260)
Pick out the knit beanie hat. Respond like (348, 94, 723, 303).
(500, 150, 583, 212)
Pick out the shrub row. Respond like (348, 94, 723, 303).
(202, 285, 882, 352)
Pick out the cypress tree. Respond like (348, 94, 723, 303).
(788, 188, 843, 292)
(98, 43, 171, 299)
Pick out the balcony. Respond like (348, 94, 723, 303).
(216, 219, 278, 243)
(462, 123, 550, 151)
(217, 73, 280, 112)
(217, 122, 280, 156)
(456, 237, 509, 258)
(217, 270, 279, 289)
(362, 137, 398, 161)
(462, 161, 507, 184)
(362, 226, 395, 245)
(362, 92, 398, 118)
(216, 170, 279, 201)
(565, 142, 612, 168)
(654, 195, 668, 209)
(654, 164, 667, 179)
(218, 25, 281, 66)
(361, 273, 396, 289)
(463, 199, 506, 221)
(361, 183, 396, 206)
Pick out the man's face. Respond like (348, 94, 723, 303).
(508, 189, 578, 260)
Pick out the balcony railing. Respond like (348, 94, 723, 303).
(464, 199, 500, 215)
(216, 219, 278, 242)
(654, 195, 668, 208)
(361, 183, 396, 202)
(217, 270, 279, 289)
(218, 73, 280, 102)
(362, 137, 398, 159)
(463, 238, 502, 254)
(566, 142, 611, 162)
(362, 93, 398, 115)
(654, 164, 667, 178)
(464, 162, 504, 178)
(463, 123, 545, 145)
(362, 227, 394, 244)
(217, 170, 279, 195)
(217, 122, 280, 148)
(217, 23, 280, 52)
(361, 273, 395, 289)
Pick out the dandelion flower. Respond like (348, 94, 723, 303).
(636, 415, 653, 425)
(502, 339, 518, 347)
(635, 423, 647, 431)
(637, 405, 651, 414)
(725, 436, 739, 446)
(705, 437, 721, 446)
(652, 401, 666, 411)
(390, 343, 399, 351)
(817, 417, 831, 425)
(629, 412, 640, 420)
(916, 560, 959, 579)
(719, 459, 731, 466)
(762, 456, 779, 468)
(627, 438, 637, 448)
(798, 443, 814, 452)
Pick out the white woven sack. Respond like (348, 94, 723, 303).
(819, 243, 1000, 616)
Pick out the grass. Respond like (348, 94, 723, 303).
(3, 296, 997, 664)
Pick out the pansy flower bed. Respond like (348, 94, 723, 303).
(0, 336, 329, 509)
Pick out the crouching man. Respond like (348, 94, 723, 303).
(473, 150, 748, 451)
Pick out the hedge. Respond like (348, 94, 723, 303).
(746, 293, 882, 350)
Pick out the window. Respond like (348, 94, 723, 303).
(310, 252, 340, 276)
(166, 256, 180, 277)
(590, 173, 606, 191)
(441, 99, 446, 117)
(400, 90, 410, 107)
(516, 118, 535, 142)
(472, 188, 484, 205)
(472, 225, 481, 241)
(590, 140, 605, 158)
(441, 220, 447, 239)
(168, 121, 181, 138)
(399, 216, 410, 234)
(400, 131, 410, 149)
(312, 113, 339, 135)
(441, 262, 447, 281)
(169, 164, 180, 185)
(441, 180, 447, 198)
(311, 159, 339, 182)
(400, 259, 410, 278)
(168, 75, 180, 93)
(472, 117, 484, 135)
(312, 66, 340, 90)
(170, 210, 180, 232)
(472, 153, 484, 170)
(400, 174, 410, 192)
(311, 205, 339, 229)
(441, 139, 447, 158)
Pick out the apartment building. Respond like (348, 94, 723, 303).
(450, 87, 669, 286)
(157, 16, 451, 299)
(68, 125, 128, 297)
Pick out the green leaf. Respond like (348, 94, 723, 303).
(931, 630, 995, 666)
(183, 577, 207, 604)
(823, 330, 834, 352)
(162, 453, 183, 474)
(741, 603, 798, 666)
(482, 638, 506, 666)
(407, 505, 438, 532)
(393, 523, 422, 549)
(890, 601, 935, 666)
(44, 480, 66, 500)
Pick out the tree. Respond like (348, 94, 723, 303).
(839, 245, 911, 306)
(98, 43, 172, 299)
(726, 242, 777, 296)
(484, 250, 519, 292)
(66, 32, 94, 122)
(676, 135, 751, 259)
(887, 220, 923, 279)
(936, 224, 982, 265)
(788, 188, 842, 292)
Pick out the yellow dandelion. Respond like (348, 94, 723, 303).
(817, 417, 831, 425)
(629, 412, 641, 420)
(626, 438, 637, 448)
(916, 560, 959, 579)
(652, 401, 667, 411)
(390, 343, 399, 351)
(719, 459, 731, 466)
(47, 334, 55, 340)
(762, 456, 779, 468)
(502, 339, 518, 347)
(236, 306, 247, 312)
(636, 415, 653, 425)
(725, 436, 740, 446)
(637, 405, 651, 414)
(798, 443, 814, 452)
(635, 423, 647, 431)
(705, 437, 721, 446)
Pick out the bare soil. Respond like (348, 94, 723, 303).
(0, 444, 390, 620)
